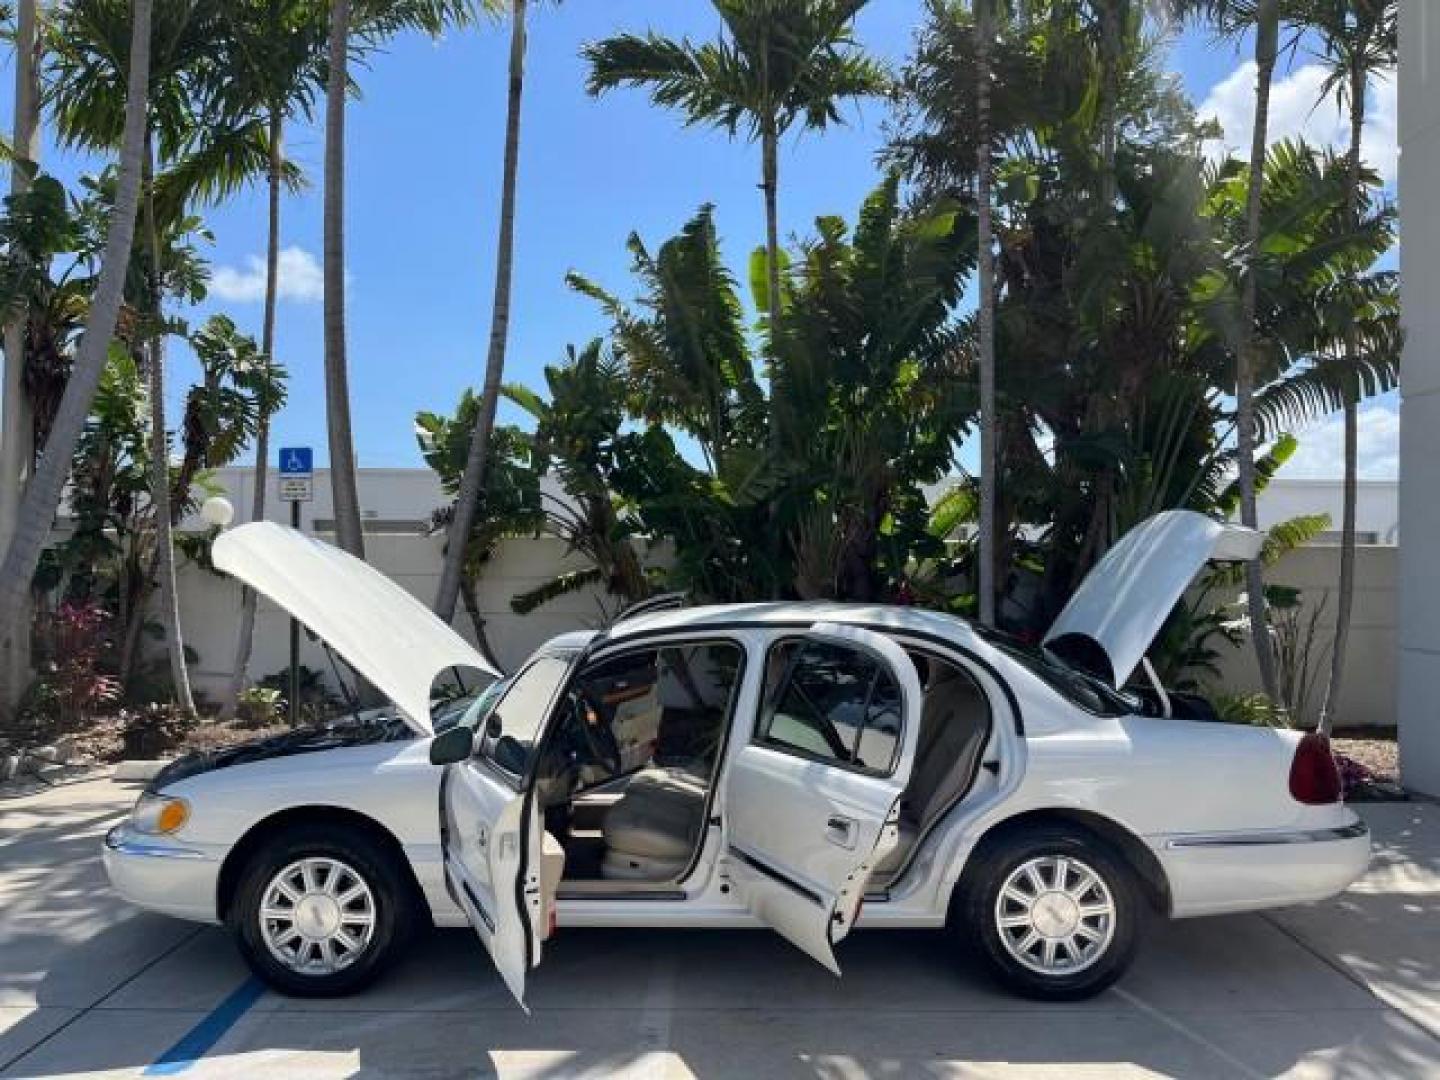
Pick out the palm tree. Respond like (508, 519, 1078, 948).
(434, 0, 538, 626)
(1238, 0, 1284, 702)
(0, 0, 43, 707)
(140, 133, 195, 712)
(1167, 0, 1289, 699)
(974, 0, 997, 627)
(210, 0, 328, 716)
(0, 0, 153, 719)
(322, 0, 477, 560)
(323, 0, 365, 557)
(49, 0, 293, 714)
(582, 0, 888, 455)
(1308, 0, 1397, 734)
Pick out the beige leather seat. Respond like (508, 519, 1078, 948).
(601, 766, 709, 881)
(875, 665, 991, 874)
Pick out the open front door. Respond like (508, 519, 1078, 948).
(441, 652, 573, 1007)
(725, 622, 923, 974)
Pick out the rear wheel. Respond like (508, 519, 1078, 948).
(954, 824, 1140, 1000)
(230, 824, 414, 997)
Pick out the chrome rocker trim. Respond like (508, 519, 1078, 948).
(1164, 821, 1368, 849)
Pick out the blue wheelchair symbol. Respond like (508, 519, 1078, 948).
(279, 447, 313, 475)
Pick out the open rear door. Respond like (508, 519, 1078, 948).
(724, 622, 923, 974)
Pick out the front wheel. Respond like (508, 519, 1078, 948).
(954, 825, 1140, 1000)
(230, 824, 413, 997)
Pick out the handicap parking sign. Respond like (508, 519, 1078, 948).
(279, 447, 313, 476)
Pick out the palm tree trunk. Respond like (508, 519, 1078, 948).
(0, 0, 42, 710)
(1319, 60, 1368, 737)
(222, 107, 285, 719)
(0, 0, 152, 721)
(976, 0, 998, 628)
(434, 0, 527, 624)
(762, 114, 786, 598)
(1238, 0, 1280, 703)
(142, 135, 195, 716)
(762, 115, 784, 452)
(1098, 0, 1119, 210)
(324, 0, 365, 559)
(459, 571, 502, 671)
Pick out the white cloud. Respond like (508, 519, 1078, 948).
(1197, 62, 1398, 184)
(1281, 402, 1400, 479)
(210, 245, 325, 303)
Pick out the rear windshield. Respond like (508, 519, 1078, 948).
(975, 628, 1134, 717)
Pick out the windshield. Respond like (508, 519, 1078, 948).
(975, 627, 1136, 717)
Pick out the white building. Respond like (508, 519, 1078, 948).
(1400, 0, 1440, 794)
(163, 468, 1399, 730)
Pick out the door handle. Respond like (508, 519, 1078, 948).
(825, 815, 857, 850)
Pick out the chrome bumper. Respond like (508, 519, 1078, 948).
(102, 825, 222, 924)
(1159, 816, 1371, 918)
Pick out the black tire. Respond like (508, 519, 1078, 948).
(953, 824, 1140, 1001)
(229, 823, 415, 997)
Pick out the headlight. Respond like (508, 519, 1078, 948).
(130, 793, 190, 835)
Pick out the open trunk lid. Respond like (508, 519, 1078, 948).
(212, 522, 501, 736)
(1043, 510, 1263, 689)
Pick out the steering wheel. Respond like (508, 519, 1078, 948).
(571, 692, 623, 775)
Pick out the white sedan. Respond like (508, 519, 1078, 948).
(103, 510, 1369, 1005)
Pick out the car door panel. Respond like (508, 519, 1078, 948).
(725, 622, 923, 974)
(443, 761, 538, 1004)
(441, 651, 577, 1007)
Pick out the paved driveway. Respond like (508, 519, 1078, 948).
(0, 778, 1436, 1079)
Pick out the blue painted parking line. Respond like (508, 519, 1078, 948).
(143, 977, 267, 1076)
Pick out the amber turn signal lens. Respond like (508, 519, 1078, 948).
(156, 799, 189, 834)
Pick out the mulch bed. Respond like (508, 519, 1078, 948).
(64, 713, 292, 765)
(1333, 728, 1406, 802)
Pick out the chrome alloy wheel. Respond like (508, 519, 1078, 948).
(994, 855, 1116, 976)
(259, 857, 376, 975)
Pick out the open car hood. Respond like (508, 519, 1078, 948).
(212, 523, 501, 736)
(1042, 510, 1263, 689)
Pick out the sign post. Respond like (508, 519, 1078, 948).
(278, 448, 313, 723)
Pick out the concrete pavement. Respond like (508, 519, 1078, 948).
(1, 777, 1436, 1078)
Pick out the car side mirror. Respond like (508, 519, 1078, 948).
(429, 725, 474, 766)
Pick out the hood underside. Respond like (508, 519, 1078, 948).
(1043, 510, 1263, 689)
(212, 523, 501, 735)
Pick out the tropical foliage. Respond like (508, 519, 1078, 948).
(0, 0, 1403, 733)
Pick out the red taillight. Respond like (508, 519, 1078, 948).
(1289, 732, 1342, 805)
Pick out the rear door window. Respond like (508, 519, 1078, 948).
(758, 640, 904, 775)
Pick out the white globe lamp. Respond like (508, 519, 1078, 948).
(200, 496, 235, 529)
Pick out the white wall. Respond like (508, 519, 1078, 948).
(1253, 479, 1398, 544)
(155, 468, 1401, 729)
(1210, 545, 1396, 729)
(1398, 1, 1440, 793)
(173, 532, 620, 703)
(164, 523, 1399, 731)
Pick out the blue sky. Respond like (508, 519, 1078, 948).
(0, 2, 1401, 479)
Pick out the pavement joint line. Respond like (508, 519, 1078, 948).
(1113, 987, 1267, 1080)
(1258, 911, 1440, 1050)
(1258, 912, 1375, 996)
(0, 925, 206, 1077)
